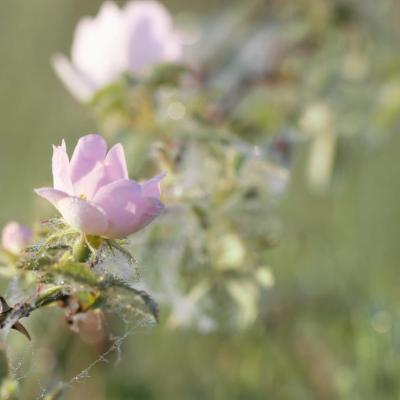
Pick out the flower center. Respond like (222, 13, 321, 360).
(79, 194, 87, 200)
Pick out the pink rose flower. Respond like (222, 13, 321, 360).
(35, 134, 165, 239)
(1, 222, 33, 254)
(53, 0, 182, 102)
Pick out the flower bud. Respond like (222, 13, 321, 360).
(1, 222, 32, 255)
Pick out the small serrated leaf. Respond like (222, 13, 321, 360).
(106, 240, 136, 265)
(53, 262, 99, 286)
(101, 275, 159, 322)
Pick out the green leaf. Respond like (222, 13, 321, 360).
(146, 63, 187, 87)
(100, 275, 159, 323)
(52, 262, 99, 286)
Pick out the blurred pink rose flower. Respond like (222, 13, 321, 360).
(53, 0, 182, 101)
(1, 222, 33, 254)
(35, 134, 165, 239)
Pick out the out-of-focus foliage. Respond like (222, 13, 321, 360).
(1, 0, 400, 399)
(90, 68, 283, 331)
(87, 0, 400, 334)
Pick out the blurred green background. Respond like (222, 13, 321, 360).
(1, 0, 400, 399)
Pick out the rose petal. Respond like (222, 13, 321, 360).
(141, 172, 166, 199)
(93, 179, 163, 238)
(164, 33, 182, 62)
(52, 139, 74, 195)
(130, 196, 164, 235)
(70, 141, 129, 200)
(70, 134, 108, 199)
(72, 1, 125, 88)
(56, 197, 108, 235)
(104, 143, 129, 181)
(124, 1, 173, 36)
(35, 187, 70, 206)
(123, 1, 182, 73)
(35, 187, 108, 235)
(52, 54, 97, 102)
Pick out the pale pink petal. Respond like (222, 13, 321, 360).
(124, 1, 173, 35)
(93, 179, 163, 238)
(163, 35, 183, 62)
(123, 1, 182, 73)
(52, 140, 74, 195)
(71, 141, 129, 200)
(56, 197, 108, 236)
(104, 143, 129, 181)
(129, 196, 164, 235)
(70, 134, 108, 199)
(125, 22, 164, 73)
(72, 162, 109, 201)
(35, 187, 70, 207)
(72, 2, 126, 88)
(141, 173, 166, 199)
(35, 187, 108, 235)
(52, 54, 97, 102)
